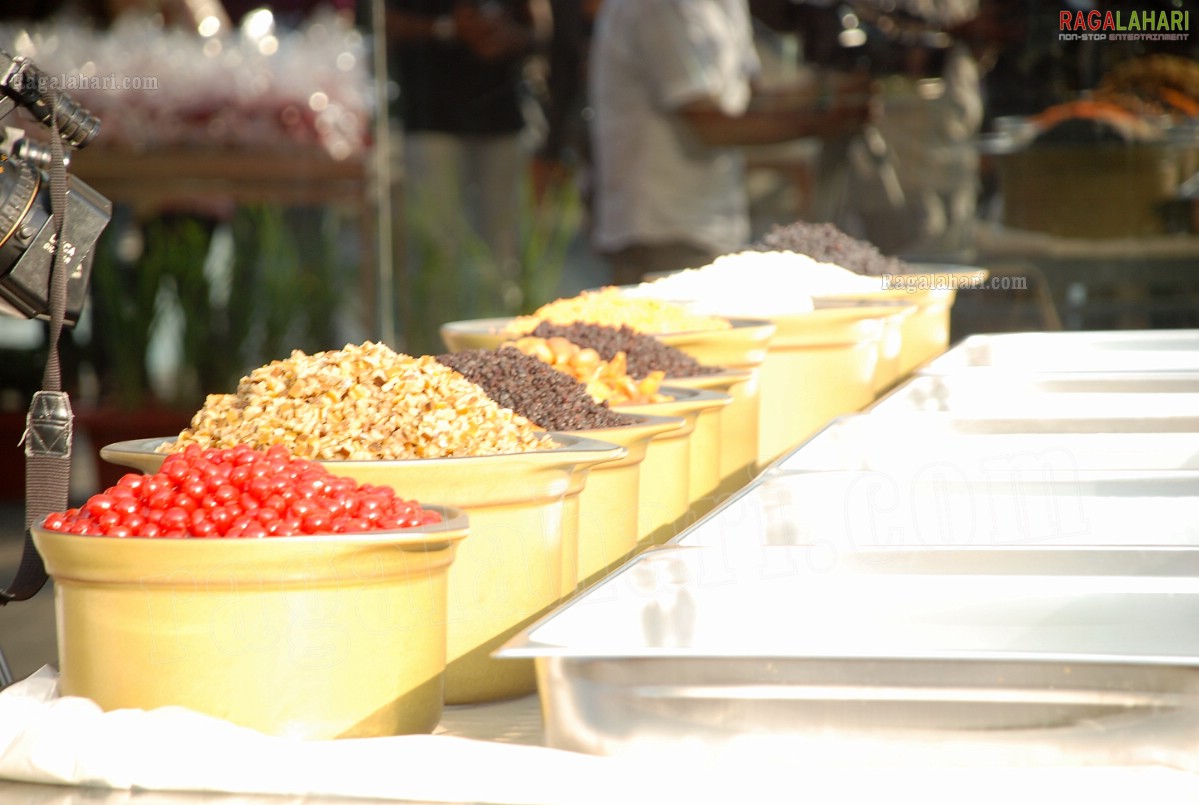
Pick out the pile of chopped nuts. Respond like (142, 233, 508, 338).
(163, 342, 554, 460)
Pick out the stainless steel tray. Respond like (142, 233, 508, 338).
(771, 414, 1199, 474)
(500, 547, 1199, 762)
(870, 373, 1199, 419)
(675, 469, 1199, 557)
(921, 330, 1199, 375)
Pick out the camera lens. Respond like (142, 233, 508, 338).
(0, 155, 53, 279)
(3, 53, 101, 149)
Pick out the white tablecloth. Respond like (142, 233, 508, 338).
(4, 667, 1199, 804)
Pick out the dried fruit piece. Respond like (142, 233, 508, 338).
(505, 336, 671, 405)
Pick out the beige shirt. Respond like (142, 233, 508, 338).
(589, 0, 760, 254)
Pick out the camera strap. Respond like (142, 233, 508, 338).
(1, 96, 73, 606)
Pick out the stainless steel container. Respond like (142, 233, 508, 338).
(771, 414, 1199, 475)
(675, 469, 1199, 562)
(921, 330, 1199, 375)
(870, 373, 1199, 419)
(499, 546, 1199, 765)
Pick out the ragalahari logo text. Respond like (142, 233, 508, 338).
(1060, 7, 1190, 42)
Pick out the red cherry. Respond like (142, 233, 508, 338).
(83, 494, 116, 518)
(207, 485, 236, 506)
(301, 509, 331, 534)
(172, 493, 199, 514)
(181, 477, 208, 501)
(111, 497, 139, 518)
(163, 459, 189, 483)
(208, 507, 234, 535)
(160, 507, 190, 531)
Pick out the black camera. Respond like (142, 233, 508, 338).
(792, 2, 953, 79)
(0, 49, 111, 326)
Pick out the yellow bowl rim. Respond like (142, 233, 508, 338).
(439, 315, 775, 339)
(100, 433, 626, 473)
(32, 503, 470, 548)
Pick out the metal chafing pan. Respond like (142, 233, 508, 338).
(921, 330, 1199, 375)
(770, 414, 1199, 474)
(499, 546, 1199, 764)
(673, 469, 1199, 575)
(681, 465, 1199, 554)
(869, 372, 1199, 419)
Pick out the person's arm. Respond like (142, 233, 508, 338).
(676, 72, 874, 147)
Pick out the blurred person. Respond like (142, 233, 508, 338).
(589, 0, 870, 285)
(386, 0, 550, 324)
(530, 0, 585, 199)
(795, 0, 1022, 256)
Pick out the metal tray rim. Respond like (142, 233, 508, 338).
(497, 643, 1199, 667)
(763, 466, 1199, 483)
(869, 373, 1199, 412)
(921, 331, 1199, 376)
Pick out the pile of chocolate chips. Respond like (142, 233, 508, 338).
(436, 347, 636, 431)
(752, 221, 916, 276)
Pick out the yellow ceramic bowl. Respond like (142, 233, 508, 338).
(613, 387, 733, 547)
(871, 303, 916, 394)
(751, 307, 913, 466)
(819, 268, 988, 375)
(827, 288, 954, 377)
(440, 316, 773, 365)
(559, 414, 685, 588)
(667, 368, 757, 500)
(439, 316, 525, 353)
(439, 316, 775, 497)
(32, 507, 468, 740)
(809, 298, 919, 392)
(100, 435, 625, 706)
(652, 320, 775, 492)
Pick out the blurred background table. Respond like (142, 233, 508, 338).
(970, 222, 1199, 332)
(69, 144, 384, 338)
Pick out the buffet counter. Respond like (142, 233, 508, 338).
(7, 295, 1199, 802)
